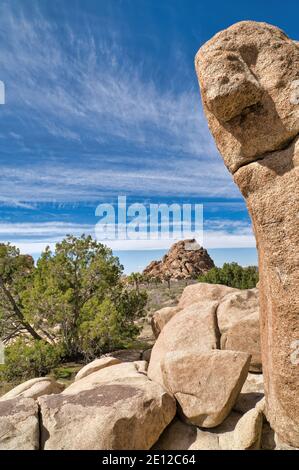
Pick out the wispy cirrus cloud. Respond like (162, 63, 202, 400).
(0, 1, 254, 269)
(0, 0, 237, 204)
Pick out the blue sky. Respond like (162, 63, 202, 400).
(0, 0, 298, 272)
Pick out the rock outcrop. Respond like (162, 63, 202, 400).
(0, 275, 292, 450)
(149, 284, 260, 381)
(195, 20, 299, 447)
(143, 239, 215, 280)
(39, 361, 176, 450)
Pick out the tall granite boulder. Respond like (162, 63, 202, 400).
(195, 21, 299, 447)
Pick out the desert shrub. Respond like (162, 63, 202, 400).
(0, 338, 63, 382)
(198, 262, 258, 289)
(53, 366, 77, 380)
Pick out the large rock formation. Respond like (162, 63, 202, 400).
(147, 293, 253, 428)
(0, 278, 278, 452)
(149, 283, 260, 372)
(195, 21, 299, 447)
(143, 239, 215, 280)
(0, 278, 278, 450)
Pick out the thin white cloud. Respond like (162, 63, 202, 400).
(0, 1, 238, 203)
(0, 3, 212, 154)
(0, 218, 255, 255)
(8, 233, 256, 255)
(0, 162, 239, 203)
(0, 222, 93, 236)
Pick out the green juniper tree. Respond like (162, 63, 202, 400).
(0, 236, 147, 380)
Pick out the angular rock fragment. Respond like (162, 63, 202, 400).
(161, 349, 251, 427)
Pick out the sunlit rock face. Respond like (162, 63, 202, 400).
(195, 21, 299, 448)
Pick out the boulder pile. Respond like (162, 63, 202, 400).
(143, 239, 215, 280)
(0, 280, 288, 450)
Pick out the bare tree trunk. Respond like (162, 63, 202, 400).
(0, 275, 43, 341)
